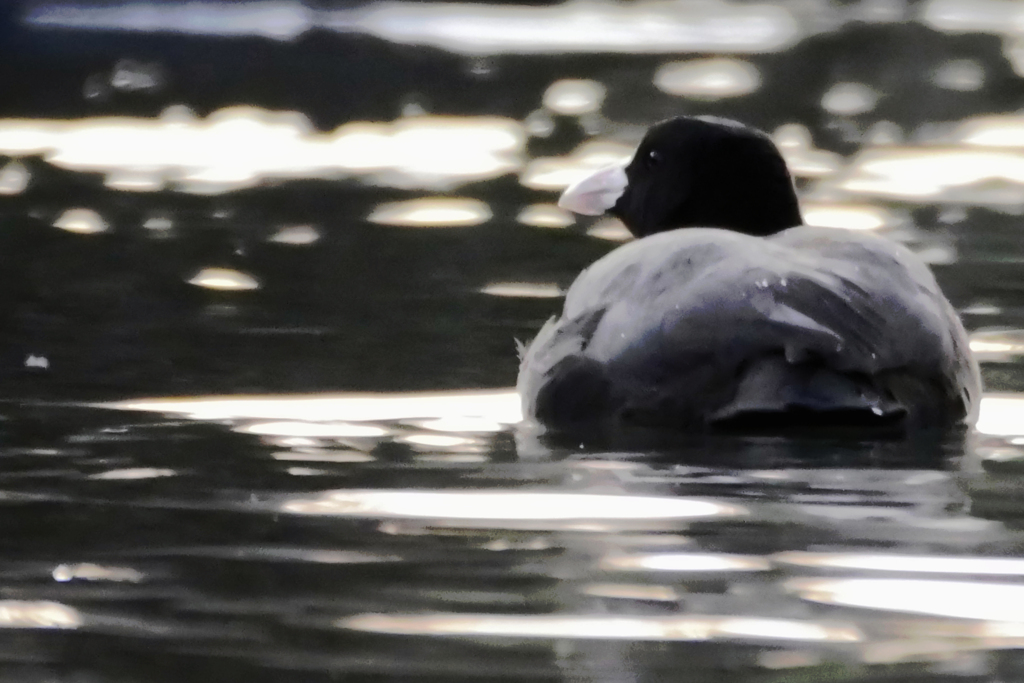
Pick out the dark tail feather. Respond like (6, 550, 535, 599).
(710, 354, 906, 426)
(532, 356, 612, 429)
(879, 371, 971, 429)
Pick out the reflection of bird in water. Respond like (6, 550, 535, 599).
(518, 116, 980, 439)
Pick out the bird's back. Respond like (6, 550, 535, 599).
(518, 226, 979, 433)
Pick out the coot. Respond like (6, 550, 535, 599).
(517, 116, 980, 435)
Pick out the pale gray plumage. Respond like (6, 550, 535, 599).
(518, 226, 979, 432)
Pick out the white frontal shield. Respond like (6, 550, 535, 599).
(558, 164, 628, 216)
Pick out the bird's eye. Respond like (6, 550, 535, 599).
(646, 149, 662, 167)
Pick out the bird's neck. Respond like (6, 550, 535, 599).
(673, 192, 803, 237)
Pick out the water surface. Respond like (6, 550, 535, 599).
(3, 1, 1024, 680)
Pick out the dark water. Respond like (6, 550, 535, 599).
(4, 1, 1024, 680)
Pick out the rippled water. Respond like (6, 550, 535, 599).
(5, 0, 1024, 680)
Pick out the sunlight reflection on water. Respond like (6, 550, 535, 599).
(0, 601, 82, 630)
(974, 395, 1024, 436)
(367, 198, 492, 227)
(105, 389, 524, 423)
(339, 612, 862, 642)
(9, 102, 1024, 231)
(479, 282, 563, 298)
(0, 109, 524, 193)
(516, 203, 575, 228)
(53, 208, 107, 234)
(653, 58, 761, 100)
(542, 79, 606, 115)
(105, 389, 1024, 438)
(775, 551, 1024, 576)
(280, 489, 745, 527)
(27, 1, 803, 54)
(7, 80, 1024, 231)
(788, 577, 1024, 623)
(187, 267, 260, 291)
